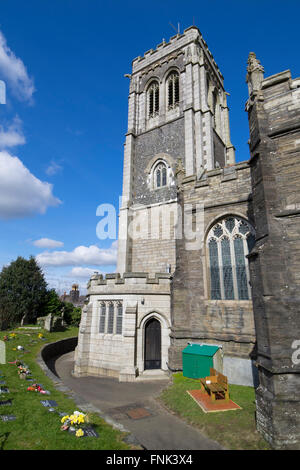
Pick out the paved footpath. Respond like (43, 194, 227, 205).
(54, 352, 223, 450)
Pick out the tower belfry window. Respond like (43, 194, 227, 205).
(148, 82, 159, 118)
(167, 72, 179, 110)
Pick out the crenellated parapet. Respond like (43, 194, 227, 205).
(87, 272, 172, 295)
(179, 161, 252, 211)
(131, 26, 224, 86)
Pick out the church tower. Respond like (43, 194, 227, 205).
(74, 26, 254, 385)
(117, 26, 236, 276)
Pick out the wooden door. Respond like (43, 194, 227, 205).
(144, 318, 161, 370)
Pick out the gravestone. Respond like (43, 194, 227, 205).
(44, 314, 52, 331)
(83, 426, 99, 438)
(0, 340, 5, 364)
(1, 414, 16, 421)
(68, 425, 99, 437)
(40, 399, 58, 407)
(0, 399, 12, 406)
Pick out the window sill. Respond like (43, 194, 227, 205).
(98, 333, 123, 337)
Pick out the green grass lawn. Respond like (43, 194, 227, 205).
(0, 326, 131, 450)
(159, 373, 271, 450)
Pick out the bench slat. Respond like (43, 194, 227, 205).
(199, 370, 230, 402)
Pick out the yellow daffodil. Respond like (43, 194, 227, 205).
(61, 415, 69, 424)
(77, 415, 85, 424)
(76, 429, 84, 438)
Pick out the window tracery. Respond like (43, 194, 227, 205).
(98, 301, 123, 335)
(154, 161, 168, 188)
(207, 217, 255, 300)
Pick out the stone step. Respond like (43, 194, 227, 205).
(135, 370, 170, 382)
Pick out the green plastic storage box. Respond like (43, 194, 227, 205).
(182, 343, 220, 379)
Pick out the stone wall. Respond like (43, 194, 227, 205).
(74, 273, 172, 382)
(41, 337, 78, 376)
(169, 162, 257, 386)
(246, 61, 300, 448)
(128, 201, 177, 274)
(133, 118, 184, 206)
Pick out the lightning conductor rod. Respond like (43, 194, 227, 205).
(169, 22, 180, 34)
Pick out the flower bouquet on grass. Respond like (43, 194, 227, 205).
(3, 332, 17, 342)
(60, 411, 89, 438)
(18, 364, 31, 379)
(27, 383, 49, 395)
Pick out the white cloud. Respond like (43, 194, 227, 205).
(44, 274, 88, 296)
(46, 161, 63, 176)
(0, 30, 35, 103)
(33, 238, 64, 249)
(0, 116, 26, 149)
(36, 243, 117, 267)
(0, 150, 61, 219)
(67, 267, 99, 278)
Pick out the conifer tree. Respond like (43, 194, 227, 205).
(0, 256, 48, 329)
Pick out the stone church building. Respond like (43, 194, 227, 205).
(74, 27, 300, 448)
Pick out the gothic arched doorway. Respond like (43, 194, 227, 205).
(144, 318, 161, 370)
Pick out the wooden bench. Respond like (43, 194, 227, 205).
(200, 368, 229, 402)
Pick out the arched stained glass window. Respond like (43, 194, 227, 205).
(207, 217, 255, 300)
(154, 162, 168, 188)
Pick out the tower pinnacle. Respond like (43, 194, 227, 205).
(246, 52, 264, 95)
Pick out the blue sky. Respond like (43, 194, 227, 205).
(0, 0, 299, 294)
